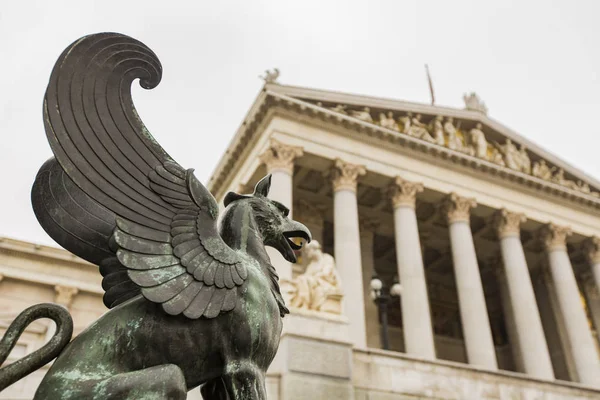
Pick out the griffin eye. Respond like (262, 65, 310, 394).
(272, 201, 289, 217)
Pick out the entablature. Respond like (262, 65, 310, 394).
(208, 86, 600, 232)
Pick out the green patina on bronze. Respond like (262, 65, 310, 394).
(0, 32, 312, 400)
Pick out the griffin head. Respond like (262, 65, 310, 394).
(223, 175, 311, 263)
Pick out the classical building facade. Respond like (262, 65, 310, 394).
(3, 81, 600, 399)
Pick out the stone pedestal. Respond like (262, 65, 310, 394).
(268, 310, 354, 400)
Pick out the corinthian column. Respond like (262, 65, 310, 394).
(259, 139, 303, 280)
(442, 194, 497, 369)
(388, 177, 435, 359)
(541, 224, 600, 385)
(494, 210, 554, 379)
(331, 159, 367, 348)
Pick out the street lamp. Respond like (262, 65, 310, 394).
(370, 275, 402, 350)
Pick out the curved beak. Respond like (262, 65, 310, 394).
(273, 220, 312, 263)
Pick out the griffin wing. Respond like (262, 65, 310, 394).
(38, 32, 245, 318)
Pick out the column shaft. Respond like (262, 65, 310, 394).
(360, 221, 382, 349)
(389, 177, 436, 359)
(543, 224, 600, 385)
(332, 159, 367, 348)
(495, 265, 524, 373)
(444, 194, 497, 369)
(495, 210, 554, 379)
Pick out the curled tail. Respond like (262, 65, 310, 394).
(0, 303, 73, 392)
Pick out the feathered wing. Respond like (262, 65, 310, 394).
(37, 32, 246, 318)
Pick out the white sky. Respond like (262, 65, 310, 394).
(1, 0, 599, 247)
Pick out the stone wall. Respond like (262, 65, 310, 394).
(353, 349, 600, 400)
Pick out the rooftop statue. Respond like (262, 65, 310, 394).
(260, 68, 280, 84)
(0, 33, 311, 400)
(463, 92, 488, 114)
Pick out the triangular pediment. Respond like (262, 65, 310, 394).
(265, 83, 600, 198)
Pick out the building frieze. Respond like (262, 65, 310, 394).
(318, 100, 597, 197)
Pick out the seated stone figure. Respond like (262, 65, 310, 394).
(282, 240, 343, 314)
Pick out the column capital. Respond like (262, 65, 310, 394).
(259, 139, 303, 174)
(442, 193, 476, 223)
(540, 223, 572, 252)
(54, 285, 79, 308)
(387, 176, 424, 209)
(584, 236, 600, 264)
(330, 159, 366, 193)
(494, 209, 526, 239)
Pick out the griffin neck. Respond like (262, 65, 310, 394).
(218, 201, 289, 317)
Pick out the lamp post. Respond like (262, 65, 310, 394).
(370, 275, 402, 350)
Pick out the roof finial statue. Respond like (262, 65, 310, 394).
(260, 67, 280, 84)
(0, 33, 312, 399)
(463, 92, 488, 114)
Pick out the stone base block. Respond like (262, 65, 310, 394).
(281, 373, 354, 400)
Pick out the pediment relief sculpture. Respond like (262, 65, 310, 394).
(321, 102, 599, 198)
(493, 139, 531, 174)
(379, 111, 398, 131)
(350, 107, 373, 123)
(280, 241, 343, 315)
(408, 114, 435, 142)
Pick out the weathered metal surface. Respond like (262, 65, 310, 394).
(0, 32, 311, 399)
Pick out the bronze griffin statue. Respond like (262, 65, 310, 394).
(0, 33, 311, 399)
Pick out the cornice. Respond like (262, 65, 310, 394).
(207, 90, 600, 213)
(0, 237, 91, 267)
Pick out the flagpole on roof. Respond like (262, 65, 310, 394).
(425, 64, 435, 105)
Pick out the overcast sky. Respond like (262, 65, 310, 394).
(1, 0, 599, 247)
